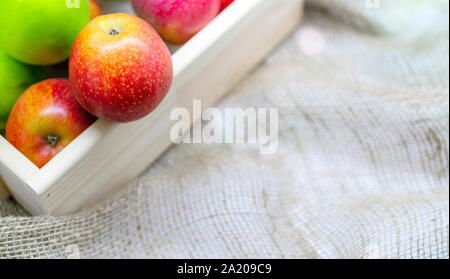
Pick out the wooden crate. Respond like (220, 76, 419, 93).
(0, 0, 304, 215)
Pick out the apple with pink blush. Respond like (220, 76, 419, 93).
(220, 0, 234, 12)
(131, 0, 221, 45)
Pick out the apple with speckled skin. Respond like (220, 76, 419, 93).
(6, 79, 95, 168)
(89, 0, 103, 20)
(69, 13, 173, 123)
(220, 0, 234, 11)
(131, 0, 220, 45)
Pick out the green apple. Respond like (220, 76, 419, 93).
(0, 49, 44, 132)
(0, 0, 90, 66)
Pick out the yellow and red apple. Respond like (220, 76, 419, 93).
(131, 0, 221, 45)
(69, 13, 173, 123)
(6, 79, 95, 168)
(89, 0, 103, 20)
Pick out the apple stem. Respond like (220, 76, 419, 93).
(47, 134, 60, 147)
(108, 28, 121, 37)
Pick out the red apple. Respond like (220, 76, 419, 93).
(89, 0, 103, 20)
(69, 13, 173, 123)
(6, 79, 95, 168)
(220, 0, 234, 12)
(131, 0, 221, 45)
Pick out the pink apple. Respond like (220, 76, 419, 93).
(220, 0, 234, 12)
(131, 0, 221, 45)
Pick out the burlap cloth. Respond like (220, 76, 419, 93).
(0, 0, 448, 259)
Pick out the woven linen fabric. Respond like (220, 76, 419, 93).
(0, 0, 448, 259)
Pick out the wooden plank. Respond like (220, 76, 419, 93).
(0, 176, 10, 200)
(0, 135, 43, 213)
(0, 134, 38, 180)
